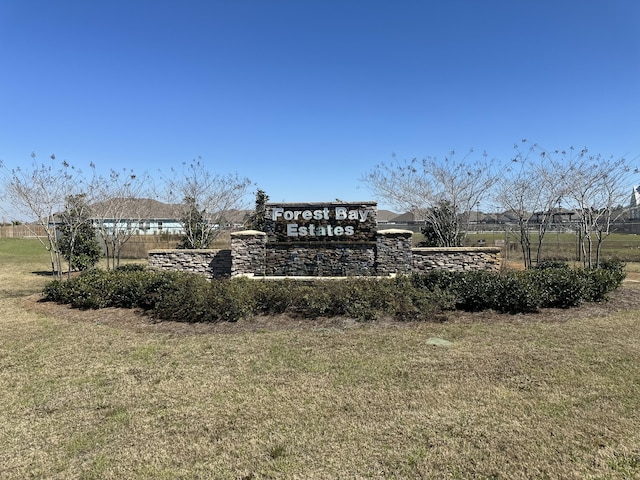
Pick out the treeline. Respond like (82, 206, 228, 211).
(0, 155, 251, 278)
(365, 141, 639, 269)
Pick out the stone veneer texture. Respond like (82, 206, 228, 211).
(148, 231, 501, 278)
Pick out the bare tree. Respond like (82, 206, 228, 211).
(494, 151, 537, 269)
(559, 151, 633, 268)
(493, 141, 564, 268)
(1, 153, 88, 278)
(591, 175, 626, 266)
(364, 150, 498, 246)
(161, 159, 252, 249)
(90, 168, 152, 269)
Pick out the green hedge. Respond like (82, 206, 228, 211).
(42, 262, 626, 322)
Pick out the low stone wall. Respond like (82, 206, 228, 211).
(148, 249, 231, 279)
(412, 247, 502, 272)
(148, 233, 502, 278)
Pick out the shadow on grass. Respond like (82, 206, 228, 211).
(32, 270, 80, 278)
(32, 271, 55, 277)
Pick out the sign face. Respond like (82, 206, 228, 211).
(265, 202, 377, 242)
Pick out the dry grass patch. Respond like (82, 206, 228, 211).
(2, 239, 640, 478)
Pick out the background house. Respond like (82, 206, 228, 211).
(90, 198, 252, 235)
(631, 186, 640, 220)
(91, 198, 184, 235)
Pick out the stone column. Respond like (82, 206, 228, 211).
(375, 229, 413, 275)
(230, 230, 267, 277)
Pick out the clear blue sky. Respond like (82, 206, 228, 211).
(1, 0, 639, 214)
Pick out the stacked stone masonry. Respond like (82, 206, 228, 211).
(375, 229, 414, 275)
(148, 230, 501, 278)
(231, 230, 267, 277)
(412, 247, 502, 273)
(266, 243, 376, 276)
(148, 249, 231, 279)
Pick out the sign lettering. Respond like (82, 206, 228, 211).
(266, 202, 377, 242)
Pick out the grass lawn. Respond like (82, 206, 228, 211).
(1, 238, 640, 479)
(463, 231, 640, 263)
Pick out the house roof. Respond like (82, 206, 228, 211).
(222, 209, 251, 225)
(388, 211, 430, 223)
(90, 198, 179, 219)
(90, 198, 251, 223)
(376, 209, 399, 222)
(389, 212, 416, 223)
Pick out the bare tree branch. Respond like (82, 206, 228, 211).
(160, 159, 252, 248)
(363, 150, 497, 246)
(1, 153, 89, 277)
(90, 167, 152, 269)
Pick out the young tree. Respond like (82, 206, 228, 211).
(162, 159, 252, 249)
(493, 141, 564, 268)
(90, 168, 152, 269)
(57, 193, 101, 274)
(176, 196, 210, 248)
(364, 150, 498, 247)
(245, 189, 269, 231)
(1, 153, 87, 278)
(419, 200, 463, 247)
(591, 167, 633, 265)
(553, 149, 633, 268)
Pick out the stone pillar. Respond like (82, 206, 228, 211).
(230, 230, 267, 277)
(375, 229, 413, 275)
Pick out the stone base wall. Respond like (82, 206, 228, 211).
(148, 232, 502, 278)
(148, 249, 231, 279)
(413, 247, 502, 272)
(266, 243, 376, 276)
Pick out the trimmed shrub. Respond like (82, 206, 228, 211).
(583, 261, 626, 302)
(495, 272, 540, 313)
(292, 284, 335, 318)
(341, 279, 395, 321)
(382, 276, 455, 320)
(251, 280, 296, 315)
(534, 260, 569, 270)
(41, 280, 68, 304)
(599, 260, 626, 289)
(46, 269, 111, 309)
(151, 272, 210, 322)
(204, 278, 255, 322)
(41, 262, 627, 321)
(105, 270, 150, 308)
(527, 268, 587, 308)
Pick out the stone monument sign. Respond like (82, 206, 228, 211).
(265, 202, 377, 243)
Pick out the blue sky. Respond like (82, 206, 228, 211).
(1, 0, 639, 215)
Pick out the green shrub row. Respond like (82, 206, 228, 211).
(412, 260, 626, 313)
(42, 262, 626, 322)
(42, 269, 455, 322)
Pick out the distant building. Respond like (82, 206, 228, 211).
(376, 209, 399, 225)
(89, 198, 250, 235)
(631, 186, 640, 220)
(90, 198, 184, 235)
